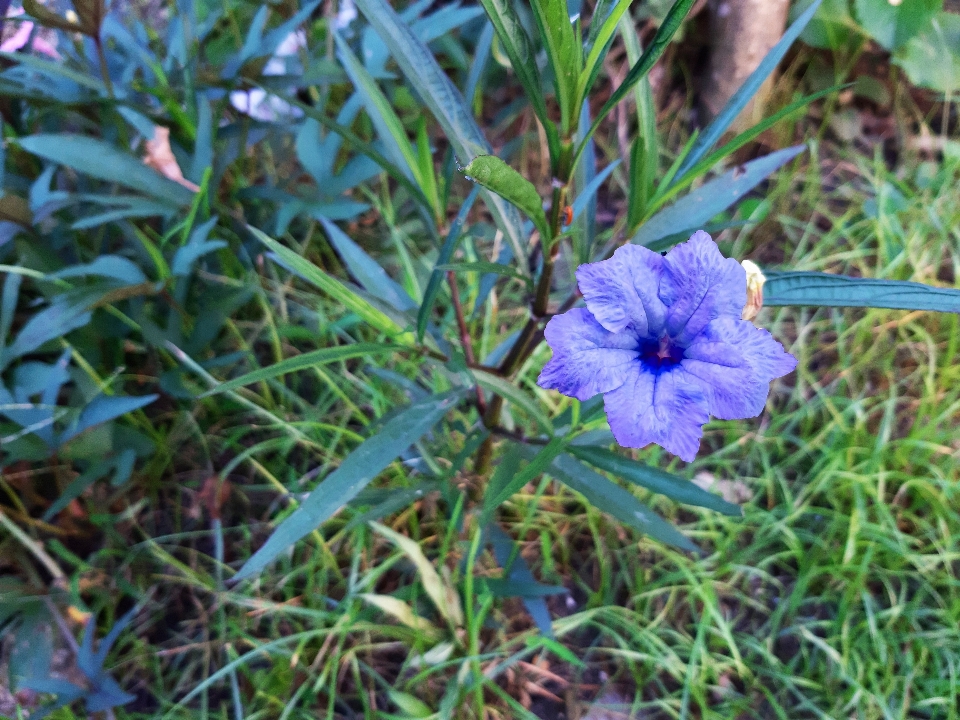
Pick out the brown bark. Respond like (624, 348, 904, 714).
(701, 0, 791, 132)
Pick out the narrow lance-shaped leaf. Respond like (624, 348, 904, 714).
(577, 0, 632, 112)
(548, 453, 698, 552)
(475, 0, 557, 158)
(672, 0, 823, 184)
(333, 32, 425, 192)
(568, 445, 742, 515)
(353, 0, 527, 267)
(17, 134, 195, 207)
(574, 0, 696, 175)
(462, 156, 550, 243)
(763, 272, 960, 313)
(318, 216, 417, 312)
(631, 145, 805, 248)
(232, 390, 465, 581)
(529, 0, 582, 135)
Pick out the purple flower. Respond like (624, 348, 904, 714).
(538, 231, 797, 462)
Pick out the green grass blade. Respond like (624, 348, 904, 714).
(232, 390, 465, 581)
(672, 0, 823, 183)
(199, 344, 397, 397)
(250, 226, 409, 340)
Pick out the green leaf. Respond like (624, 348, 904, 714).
(417, 185, 480, 342)
(482, 437, 566, 522)
(567, 445, 741, 516)
(854, 0, 940, 51)
(763, 272, 960, 313)
(631, 145, 805, 248)
(333, 32, 426, 196)
(672, 0, 822, 184)
(318, 217, 417, 312)
(476, 0, 557, 157)
(895, 12, 960, 93)
(199, 344, 397, 397)
(462, 155, 550, 242)
(387, 690, 434, 718)
(529, 0, 582, 134)
(548, 453, 698, 552)
(578, 0, 631, 111)
(232, 390, 465, 581)
(621, 15, 658, 227)
(472, 369, 553, 436)
(249, 226, 410, 340)
(666, 85, 843, 201)
(16, 134, 195, 207)
(353, 0, 527, 265)
(575, 0, 695, 173)
(61, 394, 158, 444)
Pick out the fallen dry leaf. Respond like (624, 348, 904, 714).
(693, 471, 753, 504)
(143, 127, 200, 192)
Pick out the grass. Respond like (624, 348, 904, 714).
(3, 11, 960, 720)
(34, 143, 955, 720)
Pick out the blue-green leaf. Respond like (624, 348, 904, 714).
(568, 445, 741, 515)
(763, 272, 960, 313)
(60, 394, 158, 444)
(318, 217, 417, 312)
(17, 135, 196, 207)
(353, 0, 527, 264)
(672, 0, 822, 183)
(632, 145, 805, 247)
(51, 256, 146, 285)
(232, 390, 465, 581)
(549, 454, 698, 552)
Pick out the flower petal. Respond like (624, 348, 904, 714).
(660, 231, 746, 346)
(680, 316, 797, 419)
(538, 308, 638, 401)
(575, 245, 666, 336)
(603, 365, 709, 462)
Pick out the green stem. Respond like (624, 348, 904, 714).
(475, 166, 571, 475)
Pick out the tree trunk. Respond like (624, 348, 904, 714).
(700, 0, 791, 132)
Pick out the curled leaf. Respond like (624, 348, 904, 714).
(143, 127, 199, 192)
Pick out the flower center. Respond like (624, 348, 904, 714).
(639, 334, 683, 370)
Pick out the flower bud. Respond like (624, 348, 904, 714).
(741, 259, 765, 321)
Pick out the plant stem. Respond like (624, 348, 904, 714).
(448, 270, 487, 415)
(475, 177, 569, 474)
